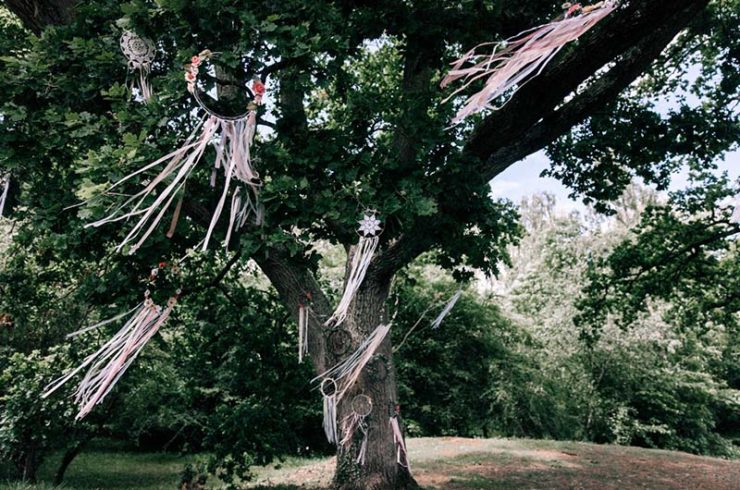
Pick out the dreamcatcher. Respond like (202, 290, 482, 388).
(0, 173, 8, 217)
(441, 1, 617, 124)
(313, 323, 391, 444)
(43, 262, 181, 419)
(320, 378, 339, 444)
(340, 394, 373, 465)
(390, 403, 412, 471)
(431, 289, 462, 329)
(120, 31, 156, 103)
(324, 212, 383, 327)
(87, 50, 265, 254)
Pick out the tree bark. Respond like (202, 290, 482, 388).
(330, 260, 414, 489)
(257, 245, 416, 489)
(53, 439, 88, 486)
(2, 0, 76, 34)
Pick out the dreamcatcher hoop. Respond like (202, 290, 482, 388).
(120, 31, 156, 70)
(185, 50, 266, 121)
(351, 393, 373, 418)
(356, 210, 383, 238)
(320, 377, 338, 398)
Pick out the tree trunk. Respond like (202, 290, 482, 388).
(3, 0, 76, 34)
(329, 260, 416, 490)
(16, 447, 41, 483)
(257, 247, 417, 489)
(53, 439, 88, 486)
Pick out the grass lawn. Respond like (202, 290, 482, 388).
(2, 437, 738, 489)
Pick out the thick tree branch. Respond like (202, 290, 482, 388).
(253, 248, 332, 373)
(2, 0, 76, 33)
(480, 0, 709, 181)
(378, 0, 710, 279)
(464, 0, 710, 172)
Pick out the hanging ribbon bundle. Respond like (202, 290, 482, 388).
(324, 212, 383, 327)
(43, 263, 181, 419)
(431, 289, 463, 329)
(441, 1, 617, 125)
(0, 173, 8, 217)
(87, 50, 265, 254)
(312, 323, 391, 444)
(120, 31, 156, 103)
(340, 394, 373, 465)
(390, 404, 412, 472)
(730, 195, 740, 224)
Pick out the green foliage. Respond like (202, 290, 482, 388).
(492, 190, 740, 457)
(393, 270, 516, 437)
(0, 350, 94, 481)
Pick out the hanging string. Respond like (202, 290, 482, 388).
(298, 302, 309, 363)
(390, 403, 412, 472)
(431, 289, 462, 329)
(0, 173, 9, 217)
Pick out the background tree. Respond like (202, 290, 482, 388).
(0, 0, 738, 488)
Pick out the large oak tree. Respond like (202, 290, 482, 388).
(1, 0, 737, 488)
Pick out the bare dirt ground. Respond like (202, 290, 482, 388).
(248, 437, 740, 489)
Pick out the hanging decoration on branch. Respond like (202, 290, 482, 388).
(298, 292, 312, 363)
(324, 212, 383, 327)
(390, 403, 412, 472)
(320, 378, 339, 444)
(431, 289, 463, 329)
(0, 173, 9, 217)
(730, 194, 740, 224)
(441, 1, 617, 125)
(120, 31, 156, 103)
(43, 262, 181, 419)
(340, 394, 373, 465)
(86, 50, 266, 254)
(313, 323, 391, 444)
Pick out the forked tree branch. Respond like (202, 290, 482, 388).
(375, 0, 711, 277)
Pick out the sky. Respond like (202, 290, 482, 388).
(490, 150, 740, 212)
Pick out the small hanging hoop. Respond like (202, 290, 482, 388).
(184, 50, 265, 122)
(351, 394, 373, 418)
(356, 209, 384, 238)
(320, 377, 338, 398)
(327, 328, 353, 357)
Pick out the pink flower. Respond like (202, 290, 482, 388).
(252, 80, 266, 96)
(191, 55, 201, 66)
(185, 71, 196, 82)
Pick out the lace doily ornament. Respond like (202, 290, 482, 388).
(120, 31, 156, 102)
